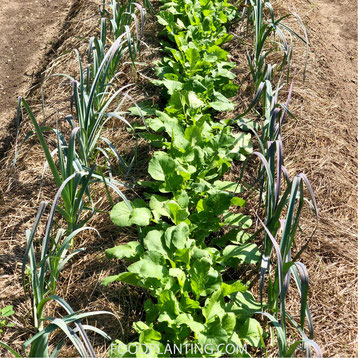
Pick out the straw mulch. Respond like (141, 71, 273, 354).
(0, 0, 356, 357)
(273, 0, 357, 356)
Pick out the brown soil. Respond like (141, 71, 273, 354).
(0, 0, 356, 357)
(0, 0, 75, 157)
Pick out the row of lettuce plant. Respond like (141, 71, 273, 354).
(1, 1, 150, 357)
(103, 0, 321, 357)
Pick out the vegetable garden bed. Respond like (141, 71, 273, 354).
(3, 0, 352, 356)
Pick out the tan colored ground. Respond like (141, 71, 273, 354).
(0, 0, 74, 156)
(0, 0, 356, 357)
(275, 0, 357, 356)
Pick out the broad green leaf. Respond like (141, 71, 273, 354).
(176, 18, 185, 29)
(198, 317, 228, 347)
(222, 312, 236, 335)
(190, 258, 211, 298)
(101, 272, 140, 286)
(239, 318, 264, 347)
(130, 207, 152, 226)
(185, 48, 201, 70)
(128, 252, 168, 279)
(179, 295, 200, 311)
(173, 248, 191, 266)
(1, 306, 14, 318)
(223, 213, 252, 228)
(132, 199, 149, 209)
(165, 222, 190, 250)
(175, 191, 189, 208)
(157, 12, 174, 26)
(148, 152, 176, 181)
(162, 79, 183, 95)
(176, 313, 205, 334)
(202, 288, 224, 321)
(201, 267, 223, 297)
(144, 230, 168, 257)
(196, 199, 205, 213)
(110, 201, 152, 227)
(209, 91, 236, 111)
(169, 268, 186, 287)
(168, 201, 189, 225)
(187, 91, 204, 109)
(149, 195, 170, 222)
(159, 112, 189, 150)
(209, 100, 235, 112)
(110, 201, 132, 227)
(166, 5, 181, 15)
(222, 243, 261, 265)
(207, 45, 228, 60)
(106, 241, 143, 261)
(139, 327, 162, 343)
(205, 191, 232, 215)
(216, 66, 236, 79)
(215, 33, 234, 45)
(146, 117, 165, 132)
(168, 47, 185, 63)
(144, 299, 159, 323)
(162, 173, 183, 193)
(158, 290, 181, 317)
(192, 179, 212, 193)
(128, 101, 158, 117)
(183, 78, 207, 93)
(230, 132, 253, 160)
(226, 291, 262, 322)
(221, 281, 247, 296)
(133, 321, 150, 334)
(231, 197, 246, 207)
(136, 180, 162, 191)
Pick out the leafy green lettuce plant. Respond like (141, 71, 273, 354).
(103, 0, 322, 357)
(103, 0, 268, 356)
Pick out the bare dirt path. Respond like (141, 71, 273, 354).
(0, 0, 73, 154)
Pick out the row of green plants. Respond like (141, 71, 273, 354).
(1, 0, 321, 357)
(2, 1, 150, 357)
(105, 0, 261, 356)
(103, 0, 320, 357)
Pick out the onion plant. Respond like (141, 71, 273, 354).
(15, 1, 147, 208)
(230, 2, 320, 355)
(100, 0, 148, 47)
(236, 82, 320, 357)
(16, 97, 131, 231)
(246, 139, 319, 357)
(58, 18, 148, 177)
(22, 195, 95, 329)
(245, 0, 309, 90)
(2, 196, 112, 357)
(62, 38, 140, 171)
(18, 98, 97, 232)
